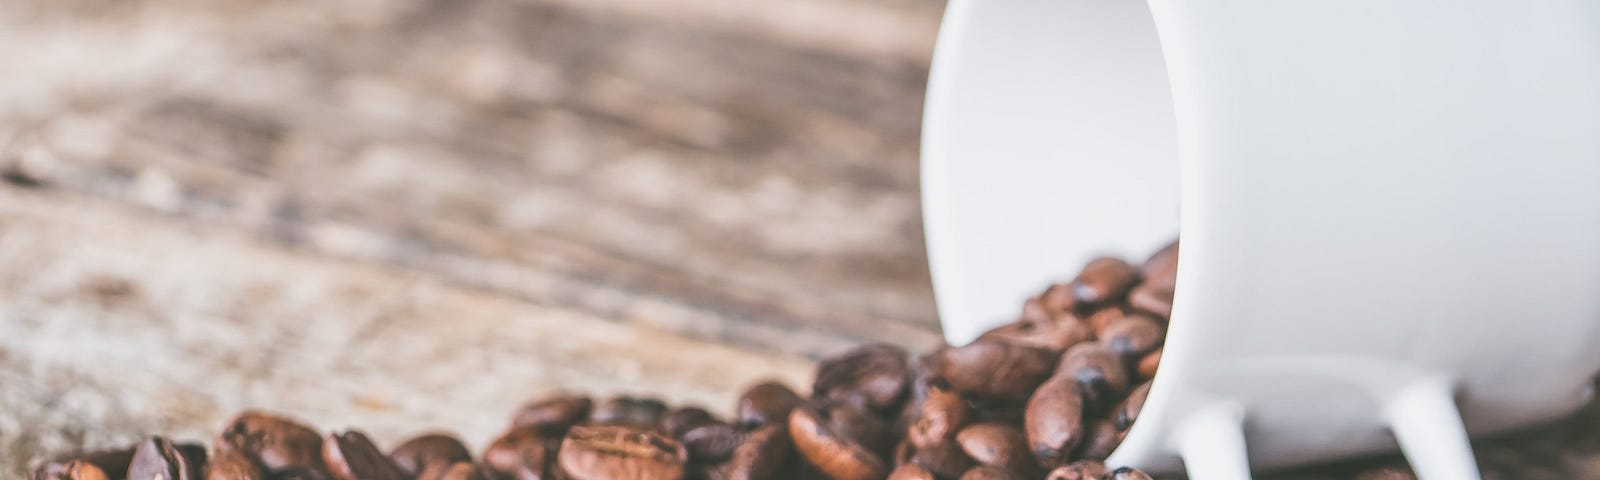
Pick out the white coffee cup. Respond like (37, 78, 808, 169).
(920, 1, 1600, 479)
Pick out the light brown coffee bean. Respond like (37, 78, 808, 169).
(128, 436, 205, 480)
(205, 450, 264, 480)
(935, 339, 1057, 399)
(1070, 258, 1139, 305)
(1141, 241, 1179, 290)
(266, 466, 332, 480)
(31, 460, 111, 480)
(736, 381, 805, 429)
(593, 396, 671, 430)
(31, 448, 135, 480)
(1075, 419, 1121, 461)
(886, 463, 936, 480)
(483, 426, 556, 480)
(1056, 343, 1133, 412)
(1108, 466, 1155, 480)
(558, 424, 687, 480)
(814, 344, 912, 412)
(1045, 461, 1109, 480)
(1127, 285, 1174, 320)
(909, 378, 969, 449)
(787, 405, 888, 480)
(723, 424, 791, 480)
(216, 411, 327, 475)
(1039, 283, 1079, 315)
(960, 465, 1023, 480)
(1113, 382, 1152, 431)
(1099, 314, 1164, 358)
(418, 462, 493, 480)
(1025, 376, 1087, 468)
(512, 393, 594, 434)
(1136, 348, 1162, 380)
(979, 314, 1093, 353)
(389, 433, 471, 477)
(322, 430, 406, 480)
(955, 422, 1036, 476)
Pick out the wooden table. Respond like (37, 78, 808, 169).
(0, 0, 1592, 478)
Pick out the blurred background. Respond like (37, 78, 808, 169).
(2, 0, 1597, 478)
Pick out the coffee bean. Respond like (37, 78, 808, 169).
(32, 448, 135, 480)
(1135, 348, 1161, 380)
(31, 460, 111, 480)
(1038, 284, 1078, 316)
(1126, 285, 1173, 320)
(1074, 419, 1121, 461)
(908, 377, 968, 449)
(217, 411, 327, 475)
(723, 424, 791, 480)
(1069, 258, 1138, 305)
(826, 402, 896, 458)
(1108, 466, 1155, 480)
(979, 314, 1093, 353)
(967, 397, 1028, 425)
(128, 436, 205, 480)
(322, 430, 407, 480)
(1141, 241, 1179, 290)
(557, 424, 687, 480)
(593, 396, 671, 431)
(680, 423, 743, 462)
(906, 440, 976, 479)
(389, 433, 471, 477)
(787, 404, 888, 480)
(955, 422, 1036, 475)
(206, 450, 264, 480)
(483, 426, 556, 480)
(960, 465, 1023, 480)
(1025, 376, 1087, 467)
(418, 462, 493, 480)
(1098, 314, 1164, 358)
(886, 463, 935, 480)
(512, 393, 594, 435)
(267, 466, 332, 480)
(813, 344, 912, 412)
(1045, 461, 1109, 480)
(1056, 344, 1132, 412)
(1113, 383, 1151, 431)
(935, 339, 1057, 399)
(661, 407, 720, 438)
(736, 381, 805, 429)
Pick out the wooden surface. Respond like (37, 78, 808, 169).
(0, 0, 1596, 478)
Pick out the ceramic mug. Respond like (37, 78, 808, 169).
(921, 1, 1600, 478)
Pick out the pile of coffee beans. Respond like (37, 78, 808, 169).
(29, 241, 1418, 479)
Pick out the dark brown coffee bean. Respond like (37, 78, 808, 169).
(787, 405, 887, 480)
(1126, 285, 1173, 320)
(1113, 382, 1152, 431)
(886, 463, 935, 480)
(1141, 241, 1179, 290)
(207, 450, 265, 480)
(1039, 284, 1078, 316)
(1136, 348, 1161, 380)
(32, 448, 135, 480)
(217, 411, 327, 475)
(1056, 344, 1132, 412)
(907, 440, 976, 479)
(813, 344, 912, 412)
(959, 465, 1022, 480)
(483, 426, 556, 480)
(967, 397, 1028, 425)
(723, 424, 791, 480)
(1025, 376, 1087, 468)
(680, 422, 743, 462)
(1098, 314, 1164, 358)
(662, 407, 720, 438)
(558, 424, 687, 480)
(955, 423, 1035, 475)
(908, 378, 969, 449)
(512, 393, 594, 434)
(266, 466, 332, 480)
(979, 314, 1093, 353)
(935, 339, 1057, 399)
(1045, 461, 1109, 480)
(593, 396, 671, 430)
(322, 430, 407, 480)
(128, 436, 204, 480)
(389, 433, 471, 477)
(1107, 466, 1155, 480)
(31, 460, 111, 480)
(736, 381, 805, 429)
(1069, 258, 1138, 305)
(1075, 419, 1121, 461)
(418, 462, 493, 480)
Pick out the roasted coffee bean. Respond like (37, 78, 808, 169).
(32, 448, 135, 480)
(813, 344, 912, 412)
(1045, 461, 1109, 480)
(1126, 285, 1174, 320)
(1141, 241, 1179, 289)
(512, 393, 594, 434)
(787, 404, 888, 480)
(557, 424, 687, 480)
(1039, 284, 1078, 316)
(825, 402, 896, 457)
(389, 433, 471, 477)
(967, 397, 1028, 425)
(1025, 376, 1087, 467)
(1108, 466, 1155, 480)
(1113, 383, 1151, 431)
(886, 463, 936, 480)
(908, 377, 968, 448)
(907, 440, 977, 479)
(723, 424, 791, 480)
(935, 339, 1057, 399)
(1056, 344, 1132, 412)
(662, 407, 719, 438)
(31, 461, 111, 480)
(1136, 348, 1161, 380)
(1069, 258, 1139, 306)
(1098, 314, 1164, 358)
(418, 462, 493, 480)
(207, 450, 265, 480)
(1085, 308, 1123, 337)
(217, 411, 327, 475)
(322, 430, 406, 480)
(593, 396, 671, 430)
(680, 422, 743, 462)
(955, 423, 1036, 475)
(1075, 419, 1121, 461)
(960, 465, 1023, 480)
(483, 426, 556, 480)
(736, 381, 805, 429)
(979, 314, 1093, 353)
(128, 436, 205, 480)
